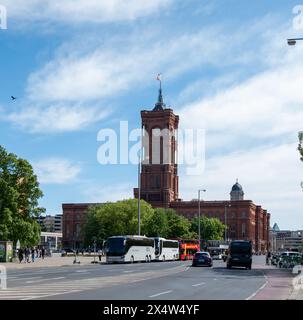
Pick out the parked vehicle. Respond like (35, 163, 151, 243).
(61, 248, 75, 256)
(105, 235, 155, 263)
(192, 251, 213, 267)
(278, 252, 302, 268)
(226, 240, 252, 270)
(152, 237, 179, 261)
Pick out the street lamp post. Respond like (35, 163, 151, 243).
(138, 153, 141, 236)
(198, 189, 206, 249)
(287, 37, 303, 46)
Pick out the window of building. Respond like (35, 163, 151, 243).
(242, 223, 246, 237)
(152, 128, 161, 164)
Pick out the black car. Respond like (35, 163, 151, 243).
(192, 251, 213, 267)
(226, 240, 252, 270)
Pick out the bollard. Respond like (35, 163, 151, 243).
(0, 265, 7, 290)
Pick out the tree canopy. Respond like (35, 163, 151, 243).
(0, 145, 44, 246)
(190, 216, 226, 241)
(83, 201, 198, 246)
(83, 199, 154, 247)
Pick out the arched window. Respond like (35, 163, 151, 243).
(151, 128, 161, 164)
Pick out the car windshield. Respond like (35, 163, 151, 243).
(196, 252, 209, 257)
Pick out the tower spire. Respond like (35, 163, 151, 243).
(153, 73, 165, 111)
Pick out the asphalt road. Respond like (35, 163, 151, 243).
(0, 256, 270, 300)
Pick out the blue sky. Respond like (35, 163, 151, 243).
(1, 0, 303, 229)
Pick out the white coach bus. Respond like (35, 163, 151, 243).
(153, 237, 179, 261)
(105, 235, 155, 263)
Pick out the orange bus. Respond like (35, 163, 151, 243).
(178, 239, 200, 261)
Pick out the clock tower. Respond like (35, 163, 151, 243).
(134, 87, 179, 208)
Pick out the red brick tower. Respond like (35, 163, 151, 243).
(134, 86, 179, 208)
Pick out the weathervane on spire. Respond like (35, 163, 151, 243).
(156, 73, 162, 90)
(153, 73, 165, 111)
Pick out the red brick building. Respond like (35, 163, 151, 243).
(62, 88, 270, 252)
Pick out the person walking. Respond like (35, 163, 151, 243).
(18, 248, 24, 263)
(24, 247, 29, 263)
(41, 247, 45, 260)
(31, 247, 35, 263)
(266, 251, 271, 265)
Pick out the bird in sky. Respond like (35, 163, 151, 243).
(11, 96, 17, 100)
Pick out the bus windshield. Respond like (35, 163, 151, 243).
(106, 238, 125, 254)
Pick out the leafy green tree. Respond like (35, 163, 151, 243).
(83, 199, 154, 247)
(190, 216, 226, 241)
(144, 208, 169, 237)
(0, 145, 44, 246)
(165, 209, 195, 239)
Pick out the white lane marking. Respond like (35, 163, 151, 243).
(123, 270, 135, 273)
(10, 276, 42, 281)
(192, 282, 206, 287)
(21, 290, 82, 300)
(245, 281, 268, 300)
(75, 270, 89, 273)
(213, 278, 218, 281)
(149, 290, 173, 298)
(26, 277, 65, 284)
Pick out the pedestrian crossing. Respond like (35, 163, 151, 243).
(0, 264, 186, 300)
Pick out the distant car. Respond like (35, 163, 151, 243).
(212, 253, 222, 260)
(61, 248, 75, 256)
(192, 251, 213, 267)
(278, 252, 302, 268)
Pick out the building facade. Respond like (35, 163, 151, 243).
(36, 214, 62, 233)
(270, 226, 303, 252)
(62, 88, 271, 251)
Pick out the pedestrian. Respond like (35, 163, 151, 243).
(41, 247, 45, 260)
(266, 251, 271, 265)
(31, 247, 35, 263)
(18, 248, 24, 263)
(24, 247, 29, 263)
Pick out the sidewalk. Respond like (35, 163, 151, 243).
(251, 262, 299, 300)
(1, 254, 106, 270)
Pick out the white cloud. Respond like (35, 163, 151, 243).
(33, 158, 81, 184)
(83, 182, 133, 203)
(173, 23, 303, 229)
(5, 103, 110, 133)
(178, 143, 302, 229)
(2, 0, 172, 24)
(4, 14, 277, 134)
(177, 62, 303, 151)
(24, 26, 253, 104)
